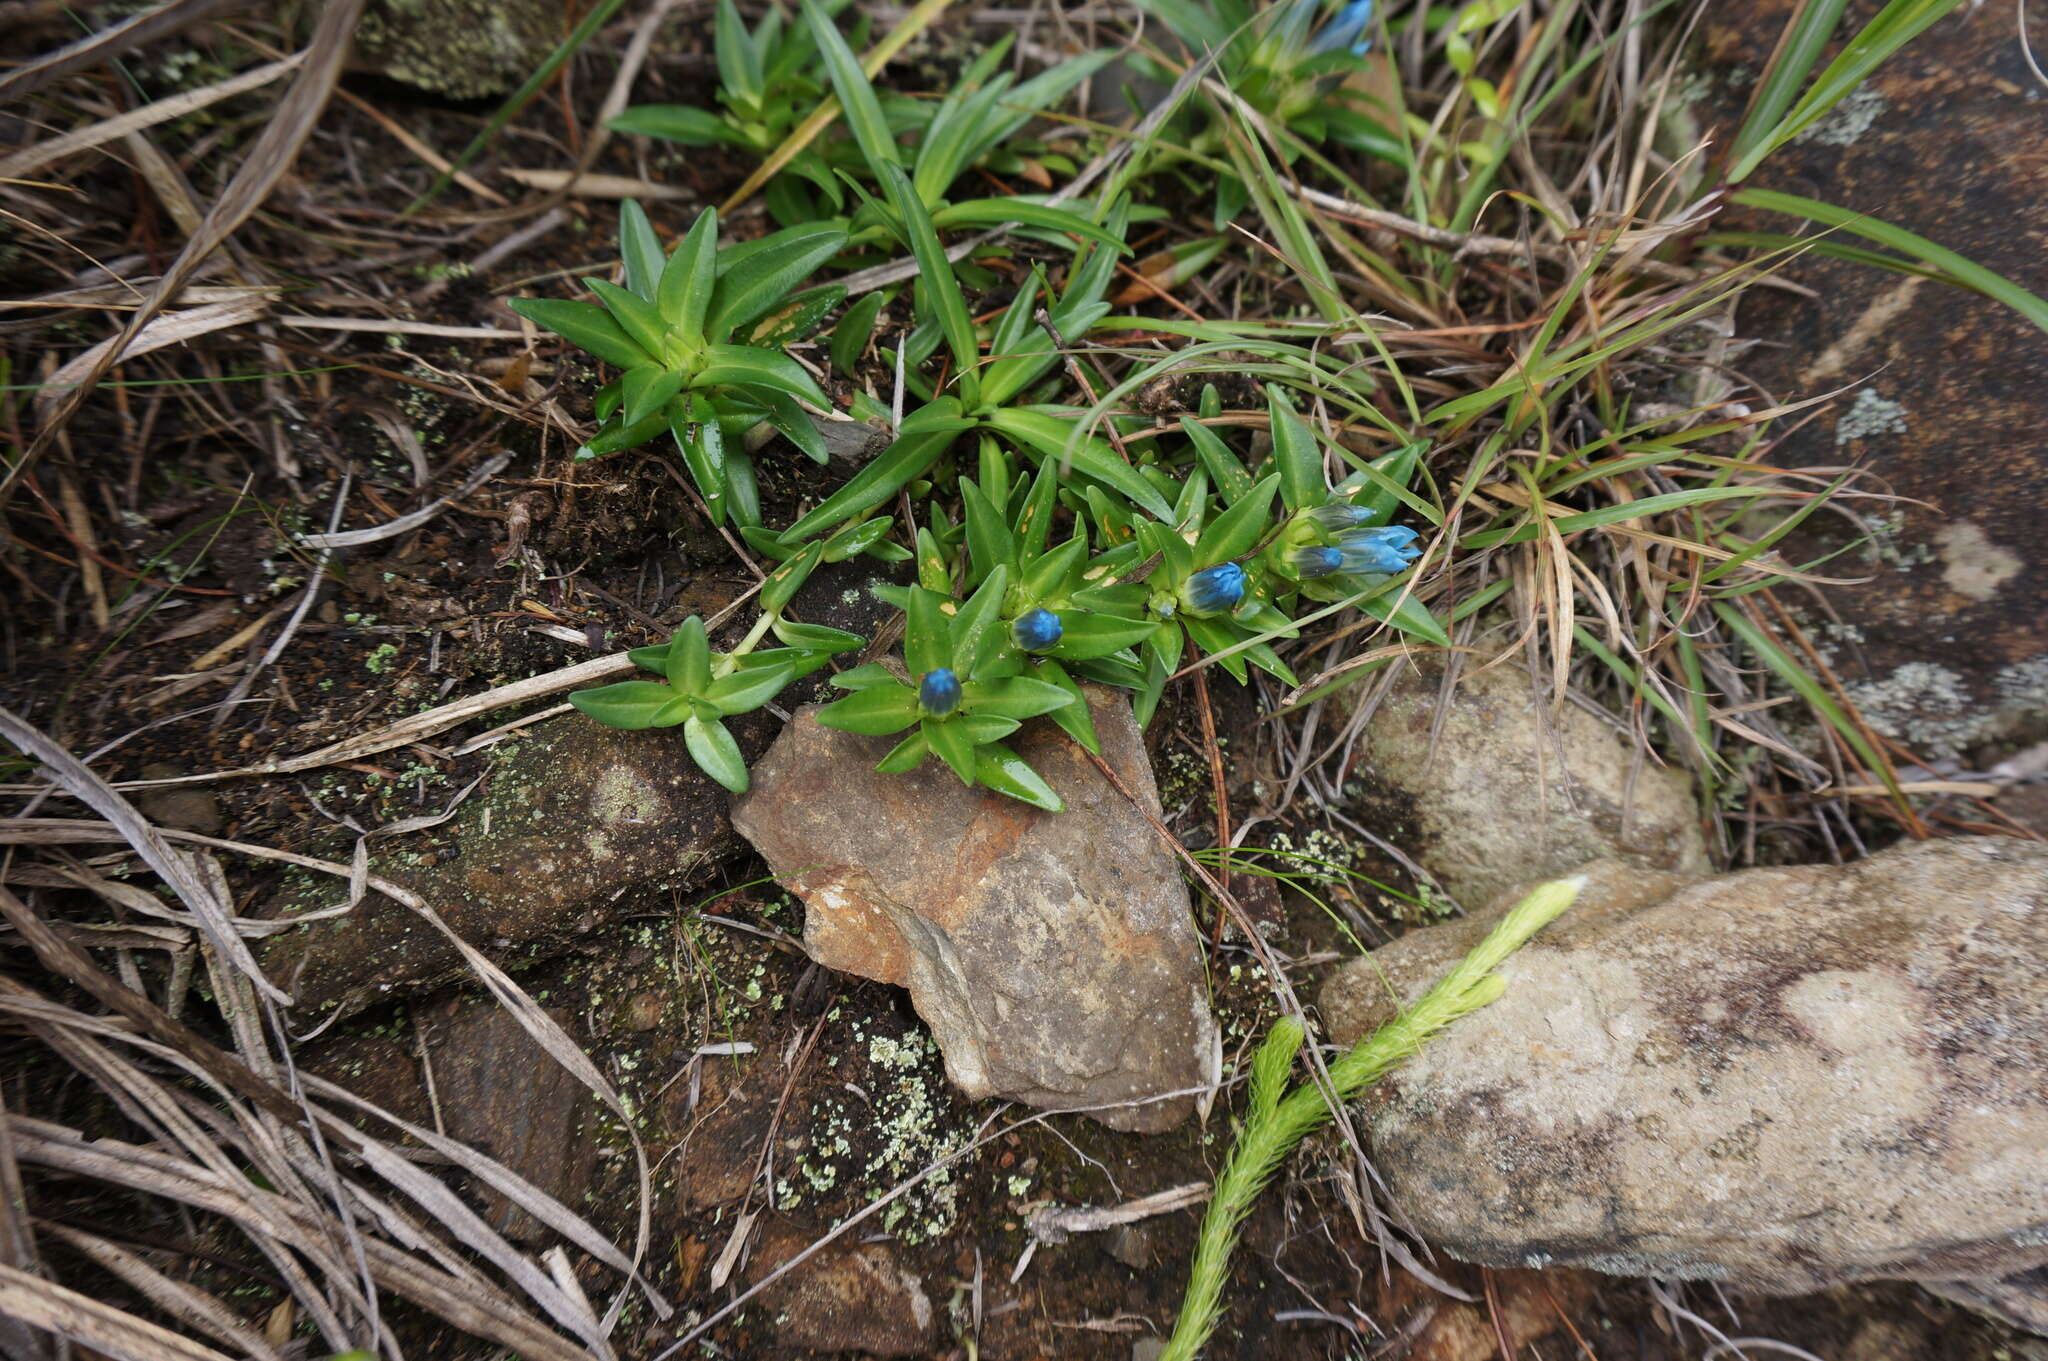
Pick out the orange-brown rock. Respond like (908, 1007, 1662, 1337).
(732, 688, 1215, 1132)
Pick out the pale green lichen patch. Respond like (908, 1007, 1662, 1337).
(775, 1024, 977, 1244)
(591, 766, 664, 829)
(1835, 389, 1908, 445)
(1794, 86, 1887, 147)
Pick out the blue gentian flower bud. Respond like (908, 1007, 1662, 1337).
(1180, 562, 1248, 615)
(1308, 0, 1374, 55)
(1011, 607, 1063, 653)
(918, 668, 962, 716)
(1306, 503, 1373, 531)
(1286, 544, 1345, 579)
(1335, 524, 1422, 575)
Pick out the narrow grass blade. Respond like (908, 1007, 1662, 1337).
(1730, 187, 2048, 333)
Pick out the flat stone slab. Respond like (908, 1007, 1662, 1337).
(733, 688, 1214, 1133)
(1320, 840, 2048, 1294)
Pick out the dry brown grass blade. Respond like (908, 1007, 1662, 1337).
(0, 0, 245, 105)
(1, 884, 652, 1354)
(0, 0, 365, 511)
(0, 55, 306, 181)
(0, 1085, 52, 1361)
(0, 707, 285, 1003)
(0, 818, 671, 1326)
(41, 1225, 284, 1361)
(0, 1261, 235, 1361)
(9, 1120, 599, 1361)
(33, 295, 275, 423)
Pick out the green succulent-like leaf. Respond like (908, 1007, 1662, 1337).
(684, 714, 749, 792)
(957, 713, 1022, 744)
(973, 741, 1063, 811)
(771, 619, 865, 651)
(950, 564, 1011, 679)
(831, 290, 889, 376)
(507, 298, 650, 370)
(958, 675, 1074, 720)
(587, 278, 671, 357)
(1265, 386, 1323, 514)
(778, 425, 958, 541)
(660, 208, 721, 344)
(705, 661, 797, 716)
(960, 479, 1017, 587)
(1020, 532, 1086, 602)
(581, 406, 670, 459)
(878, 162, 980, 404)
(693, 344, 828, 406)
(904, 586, 952, 677)
(820, 515, 893, 562)
(815, 684, 921, 735)
(897, 397, 976, 435)
(930, 198, 1129, 250)
(619, 200, 666, 301)
(984, 408, 1175, 522)
(755, 387, 829, 464)
(1047, 611, 1157, 661)
(713, 0, 762, 109)
(830, 661, 902, 691)
(708, 223, 848, 342)
(1030, 657, 1099, 754)
(621, 365, 687, 427)
(1361, 585, 1450, 647)
(1195, 473, 1280, 568)
(570, 680, 683, 729)
(762, 540, 826, 615)
(876, 727, 928, 773)
(923, 713, 978, 784)
(800, 0, 901, 176)
(1347, 442, 1424, 527)
(666, 616, 713, 692)
(669, 395, 730, 526)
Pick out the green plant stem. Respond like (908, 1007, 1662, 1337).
(1161, 874, 1585, 1361)
(711, 610, 780, 678)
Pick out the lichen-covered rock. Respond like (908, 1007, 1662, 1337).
(1318, 839, 2048, 1294)
(1697, 3, 2048, 759)
(260, 716, 738, 1016)
(731, 688, 1215, 1133)
(1346, 661, 1707, 909)
(353, 0, 563, 100)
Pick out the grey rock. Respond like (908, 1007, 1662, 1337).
(1318, 838, 2048, 1294)
(1346, 661, 1707, 909)
(418, 996, 595, 1244)
(732, 687, 1215, 1133)
(1928, 1269, 2048, 1338)
(352, 0, 563, 101)
(260, 715, 738, 1016)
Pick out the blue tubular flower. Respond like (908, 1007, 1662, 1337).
(1286, 544, 1346, 579)
(1011, 607, 1064, 653)
(918, 668, 962, 716)
(1180, 562, 1248, 615)
(1308, 0, 1374, 55)
(1334, 524, 1422, 575)
(1306, 503, 1373, 531)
